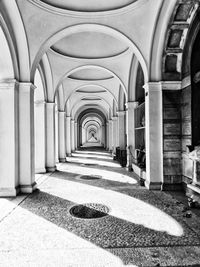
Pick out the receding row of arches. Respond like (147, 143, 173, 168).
(0, 0, 200, 197)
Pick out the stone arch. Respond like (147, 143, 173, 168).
(0, 1, 30, 81)
(63, 83, 118, 107)
(0, 16, 17, 80)
(31, 23, 148, 83)
(76, 107, 107, 147)
(56, 65, 127, 101)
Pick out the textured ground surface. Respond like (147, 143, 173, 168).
(0, 147, 200, 266)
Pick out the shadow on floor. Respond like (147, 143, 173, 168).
(18, 188, 200, 266)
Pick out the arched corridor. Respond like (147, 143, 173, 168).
(1, 0, 200, 265)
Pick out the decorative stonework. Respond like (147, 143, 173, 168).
(163, 1, 199, 80)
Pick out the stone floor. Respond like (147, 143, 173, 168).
(0, 147, 200, 266)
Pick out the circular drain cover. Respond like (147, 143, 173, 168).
(80, 175, 101, 180)
(69, 203, 110, 219)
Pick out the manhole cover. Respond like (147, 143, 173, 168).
(69, 203, 110, 219)
(80, 175, 101, 180)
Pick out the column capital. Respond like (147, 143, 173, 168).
(46, 102, 55, 106)
(112, 116, 118, 121)
(0, 79, 19, 90)
(117, 110, 126, 116)
(58, 110, 65, 113)
(143, 81, 182, 92)
(18, 82, 36, 91)
(125, 101, 139, 109)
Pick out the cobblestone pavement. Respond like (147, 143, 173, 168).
(0, 148, 200, 266)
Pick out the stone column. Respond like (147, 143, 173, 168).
(112, 117, 118, 153)
(45, 102, 56, 172)
(0, 81, 19, 196)
(109, 120, 113, 152)
(58, 111, 66, 162)
(102, 125, 106, 147)
(118, 111, 126, 149)
(75, 122, 78, 149)
(65, 116, 71, 156)
(82, 127, 87, 145)
(71, 119, 75, 152)
(126, 101, 139, 168)
(55, 108, 59, 163)
(106, 122, 109, 150)
(34, 100, 46, 173)
(144, 82, 163, 190)
(18, 83, 36, 193)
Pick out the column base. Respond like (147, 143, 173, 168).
(35, 168, 46, 174)
(46, 166, 56, 172)
(145, 180, 162, 190)
(0, 186, 20, 197)
(20, 182, 37, 194)
(59, 158, 66, 163)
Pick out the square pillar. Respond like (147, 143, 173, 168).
(0, 81, 19, 196)
(118, 111, 126, 149)
(34, 101, 46, 173)
(65, 116, 71, 156)
(58, 111, 66, 162)
(75, 122, 78, 149)
(108, 120, 113, 152)
(126, 101, 139, 168)
(112, 117, 118, 153)
(102, 125, 106, 147)
(19, 82, 36, 193)
(71, 119, 75, 152)
(106, 122, 109, 150)
(46, 102, 56, 172)
(144, 82, 163, 190)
